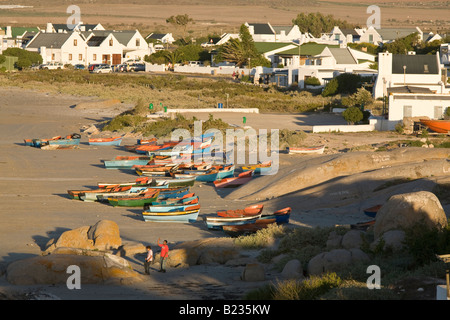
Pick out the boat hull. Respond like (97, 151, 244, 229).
(142, 208, 200, 223)
(287, 145, 325, 154)
(89, 137, 123, 146)
(420, 119, 450, 133)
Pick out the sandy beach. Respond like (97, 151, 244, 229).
(0, 86, 448, 301)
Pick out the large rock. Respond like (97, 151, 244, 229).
(6, 253, 144, 286)
(241, 263, 266, 282)
(53, 226, 94, 251)
(371, 230, 406, 252)
(307, 248, 370, 276)
(88, 220, 122, 250)
(374, 191, 447, 238)
(281, 259, 304, 280)
(45, 220, 122, 254)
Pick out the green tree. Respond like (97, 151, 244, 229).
(3, 48, 42, 65)
(0, 54, 6, 64)
(220, 24, 270, 67)
(381, 32, 421, 54)
(15, 58, 32, 70)
(166, 14, 194, 42)
(292, 12, 354, 38)
(342, 106, 363, 125)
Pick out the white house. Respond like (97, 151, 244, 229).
(25, 31, 88, 65)
(387, 90, 450, 122)
(83, 30, 150, 62)
(145, 33, 175, 44)
(356, 26, 383, 45)
(297, 47, 377, 88)
(319, 26, 360, 46)
(85, 32, 124, 65)
(373, 52, 447, 99)
(245, 22, 304, 43)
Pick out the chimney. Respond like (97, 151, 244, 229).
(46, 23, 53, 33)
(6, 26, 12, 38)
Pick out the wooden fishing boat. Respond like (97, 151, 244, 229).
(81, 186, 148, 202)
(222, 218, 277, 237)
(363, 204, 382, 218)
(135, 164, 180, 177)
(157, 186, 190, 199)
(107, 189, 160, 207)
(147, 194, 198, 208)
(67, 185, 132, 200)
(241, 161, 273, 175)
(142, 205, 200, 223)
(97, 176, 195, 189)
(194, 165, 235, 182)
(88, 136, 123, 146)
(213, 170, 254, 188)
(26, 133, 81, 148)
(144, 201, 200, 212)
(137, 138, 157, 145)
(203, 212, 262, 230)
(419, 119, 450, 134)
(216, 204, 264, 218)
(287, 145, 325, 155)
(135, 143, 172, 154)
(103, 155, 153, 169)
(221, 207, 291, 236)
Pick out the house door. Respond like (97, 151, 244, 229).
(112, 54, 121, 65)
(102, 54, 110, 64)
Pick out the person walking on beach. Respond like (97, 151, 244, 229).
(144, 245, 153, 274)
(157, 238, 169, 273)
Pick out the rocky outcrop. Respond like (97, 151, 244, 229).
(373, 191, 448, 238)
(6, 252, 144, 286)
(307, 248, 370, 276)
(44, 220, 122, 254)
(225, 148, 450, 201)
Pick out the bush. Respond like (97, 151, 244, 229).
(321, 78, 338, 97)
(342, 106, 363, 124)
(304, 76, 321, 86)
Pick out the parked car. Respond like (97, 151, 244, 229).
(116, 64, 127, 72)
(128, 63, 145, 72)
(39, 62, 64, 70)
(93, 65, 112, 74)
(74, 64, 85, 70)
(88, 63, 108, 72)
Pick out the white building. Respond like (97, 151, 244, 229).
(85, 33, 124, 65)
(26, 32, 88, 65)
(145, 33, 175, 44)
(373, 52, 447, 99)
(245, 22, 303, 43)
(387, 91, 450, 122)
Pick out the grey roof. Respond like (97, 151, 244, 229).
(328, 48, 357, 64)
(392, 54, 439, 74)
(248, 23, 274, 35)
(272, 26, 294, 35)
(377, 28, 419, 41)
(147, 33, 165, 39)
(83, 30, 135, 45)
(387, 86, 433, 94)
(52, 23, 99, 32)
(87, 35, 107, 46)
(340, 28, 359, 37)
(26, 32, 72, 49)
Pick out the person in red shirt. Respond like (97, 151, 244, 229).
(157, 238, 169, 273)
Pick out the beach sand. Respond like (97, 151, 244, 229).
(0, 86, 448, 301)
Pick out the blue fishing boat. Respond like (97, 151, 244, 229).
(203, 213, 261, 230)
(104, 155, 153, 169)
(195, 165, 235, 182)
(26, 133, 81, 148)
(89, 136, 123, 146)
(142, 205, 200, 223)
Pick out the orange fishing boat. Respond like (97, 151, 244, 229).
(420, 119, 450, 133)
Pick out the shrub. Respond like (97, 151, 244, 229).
(321, 78, 338, 97)
(304, 76, 321, 86)
(342, 106, 363, 124)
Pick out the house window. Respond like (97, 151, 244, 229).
(109, 39, 113, 46)
(79, 54, 83, 61)
(93, 54, 97, 61)
(403, 105, 412, 118)
(136, 39, 140, 47)
(52, 53, 55, 61)
(434, 106, 443, 119)
(74, 39, 77, 46)
(424, 64, 429, 73)
(369, 34, 373, 43)
(69, 54, 72, 61)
